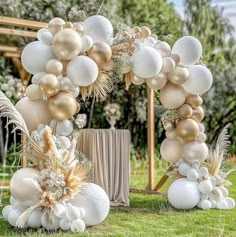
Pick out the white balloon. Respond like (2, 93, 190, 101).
(8, 208, 22, 227)
(183, 65, 213, 95)
(192, 163, 200, 171)
(225, 197, 235, 209)
(198, 123, 205, 133)
(81, 35, 93, 53)
(183, 141, 208, 164)
(37, 28, 48, 41)
(10, 168, 41, 206)
(84, 15, 113, 45)
(143, 37, 157, 47)
(199, 167, 209, 178)
(210, 200, 217, 208)
(71, 219, 86, 232)
(69, 183, 110, 226)
(219, 186, 229, 198)
(27, 208, 42, 228)
(199, 180, 213, 194)
(21, 41, 55, 74)
(10, 196, 16, 206)
(56, 136, 71, 150)
(171, 36, 202, 66)
(132, 47, 162, 78)
(60, 218, 71, 231)
(178, 162, 192, 176)
(12, 202, 28, 212)
(197, 132, 207, 143)
(186, 169, 199, 181)
(32, 72, 46, 84)
(2, 205, 13, 220)
(41, 211, 60, 231)
(41, 31, 54, 45)
(200, 200, 211, 210)
(154, 41, 171, 57)
(67, 56, 99, 86)
(66, 203, 81, 221)
(54, 203, 66, 218)
(217, 200, 228, 209)
(168, 178, 200, 209)
(50, 119, 73, 136)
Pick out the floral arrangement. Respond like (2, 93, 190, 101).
(104, 103, 121, 129)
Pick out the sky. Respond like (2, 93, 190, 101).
(169, 0, 236, 37)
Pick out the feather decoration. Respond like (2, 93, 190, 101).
(0, 91, 29, 136)
(216, 124, 231, 157)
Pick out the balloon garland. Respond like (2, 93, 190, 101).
(0, 14, 235, 232)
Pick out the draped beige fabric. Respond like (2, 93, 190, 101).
(78, 129, 130, 206)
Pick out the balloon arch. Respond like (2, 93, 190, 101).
(0, 15, 235, 233)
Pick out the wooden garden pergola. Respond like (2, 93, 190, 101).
(0, 16, 169, 193)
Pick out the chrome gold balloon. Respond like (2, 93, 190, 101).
(39, 74, 60, 97)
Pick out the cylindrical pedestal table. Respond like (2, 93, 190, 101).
(78, 129, 130, 206)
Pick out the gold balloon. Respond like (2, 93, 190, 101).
(52, 29, 82, 60)
(166, 129, 178, 140)
(73, 22, 84, 36)
(40, 74, 60, 97)
(146, 72, 167, 90)
(64, 22, 73, 29)
(48, 17, 65, 35)
(160, 138, 184, 163)
(140, 26, 151, 38)
(191, 106, 204, 122)
(168, 65, 189, 85)
(87, 42, 112, 67)
(176, 118, 199, 142)
(177, 104, 193, 119)
(160, 83, 186, 109)
(46, 59, 63, 76)
(170, 54, 180, 65)
(131, 73, 145, 85)
(48, 92, 77, 120)
(132, 26, 141, 34)
(185, 94, 203, 109)
(161, 57, 176, 73)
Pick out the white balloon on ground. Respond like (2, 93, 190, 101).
(54, 203, 66, 218)
(200, 200, 211, 210)
(50, 119, 73, 136)
(8, 208, 22, 227)
(27, 208, 42, 228)
(217, 200, 228, 209)
(41, 211, 60, 231)
(60, 218, 71, 231)
(132, 47, 162, 78)
(225, 197, 235, 209)
(2, 205, 13, 220)
(219, 186, 229, 198)
(10, 168, 41, 206)
(183, 141, 208, 164)
(21, 41, 55, 74)
(71, 219, 86, 232)
(183, 65, 213, 95)
(83, 15, 113, 45)
(168, 178, 200, 209)
(81, 35, 93, 53)
(10, 196, 16, 206)
(66, 203, 81, 220)
(66, 56, 99, 87)
(69, 183, 110, 226)
(171, 36, 202, 66)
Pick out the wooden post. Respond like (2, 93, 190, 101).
(21, 133, 27, 167)
(147, 87, 155, 190)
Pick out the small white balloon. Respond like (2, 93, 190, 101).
(84, 15, 113, 45)
(199, 167, 209, 178)
(200, 200, 211, 210)
(27, 208, 42, 228)
(32, 72, 46, 84)
(54, 203, 66, 218)
(217, 200, 228, 209)
(66, 203, 81, 221)
(37, 28, 48, 41)
(186, 168, 199, 181)
(183, 65, 213, 95)
(8, 208, 22, 227)
(50, 119, 73, 136)
(171, 36, 202, 66)
(39, 30, 54, 45)
(198, 123, 205, 132)
(192, 163, 200, 171)
(41, 211, 60, 231)
(225, 197, 235, 209)
(60, 218, 71, 231)
(199, 180, 213, 194)
(81, 35, 93, 53)
(10, 196, 16, 206)
(2, 205, 13, 220)
(132, 47, 162, 78)
(143, 37, 157, 47)
(71, 219, 86, 232)
(168, 178, 200, 209)
(219, 186, 229, 198)
(197, 132, 207, 142)
(155, 41, 171, 57)
(210, 200, 217, 208)
(56, 136, 71, 150)
(178, 162, 192, 176)
(67, 56, 99, 87)
(21, 41, 55, 74)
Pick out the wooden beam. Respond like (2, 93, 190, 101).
(4, 52, 20, 58)
(0, 45, 21, 53)
(147, 87, 155, 190)
(0, 27, 36, 38)
(0, 16, 47, 29)
(21, 133, 27, 168)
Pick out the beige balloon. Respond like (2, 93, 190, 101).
(161, 57, 175, 73)
(160, 83, 186, 109)
(131, 73, 145, 85)
(64, 22, 73, 29)
(73, 22, 84, 36)
(25, 84, 43, 100)
(185, 94, 203, 108)
(48, 92, 77, 120)
(166, 129, 178, 140)
(177, 104, 193, 119)
(176, 118, 199, 142)
(146, 72, 167, 90)
(46, 59, 63, 76)
(87, 42, 112, 67)
(160, 138, 184, 163)
(168, 65, 189, 85)
(48, 17, 65, 35)
(140, 26, 151, 38)
(39, 74, 60, 97)
(52, 29, 82, 60)
(15, 97, 52, 132)
(132, 26, 141, 34)
(191, 106, 204, 122)
(170, 54, 180, 65)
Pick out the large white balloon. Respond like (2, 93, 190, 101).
(66, 56, 99, 87)
(21, 41, 55, 74)
(10, 168, 41, 206)
(171, 36, 202, 66)
(84, 15, 113, 45)
(168, 178, 200, 209)
(183, 65, 213, 95)
(2, 205, 13, 220)
(69, 183, 110, 226)
(183, 141, 208, 164)
(27, 208, 42, 228)
(132, 47, 162, 78)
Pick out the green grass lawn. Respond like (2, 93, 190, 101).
(0, 160, 236, 237)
